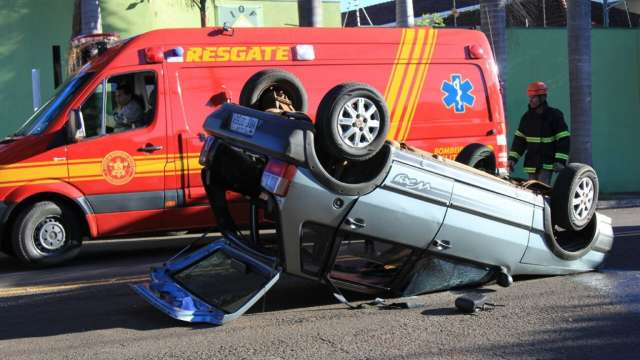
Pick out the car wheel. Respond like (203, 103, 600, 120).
(12, 201, 83, 266)
(552, 163, 599, 231)
(316, 83, 390, 161)
(454, 143, 496, 174)
(239, 69, 308, 112)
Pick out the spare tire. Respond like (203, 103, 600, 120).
(239, 69, 307, 112)
(455, 143, 496, 175)
(316, 83, 390, 161)
(552, 163, 599, 231)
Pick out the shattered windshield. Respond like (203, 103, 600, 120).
(172, 250, 271, 314)
(14, 71, 94, 136)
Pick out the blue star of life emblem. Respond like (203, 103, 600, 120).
(441, 74, 475, 113)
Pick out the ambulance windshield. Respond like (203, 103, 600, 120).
(14, 71, 94, 137)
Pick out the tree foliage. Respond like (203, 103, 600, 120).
(416, 13, 445, 27)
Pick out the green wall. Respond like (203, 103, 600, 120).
(0, 0, 74, 138)
(100, 0, 341, 38)
(506, 29, 640, 193)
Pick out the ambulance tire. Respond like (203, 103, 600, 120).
(316, 83, 390, 161)
(455, 143, 496, 175)
(240, 69, 308, 112)
(12, 201, 82, 267)
(552, 163, 599, 232)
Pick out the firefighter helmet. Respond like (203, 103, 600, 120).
(527, 81, 548, 96)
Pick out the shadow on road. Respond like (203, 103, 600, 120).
(605, 226, 640, 271)
(0, 272, 376, 340)
(469, 303, 640, 359)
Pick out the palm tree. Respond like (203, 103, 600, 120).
(298, 0, 323, 27)
(567, 0, 592, 165)
(480, 0, 507, 109)
(395, 0, 414, 27)
(72, 0, 102, 37)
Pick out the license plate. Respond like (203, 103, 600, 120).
(230, 113, 259, 136)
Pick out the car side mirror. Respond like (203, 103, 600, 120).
(67, 109, 86, 141)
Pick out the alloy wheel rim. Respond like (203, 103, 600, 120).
(34, 216, 67, 252)
(572, 177, 595, 221)
(336, 97, 380, 148)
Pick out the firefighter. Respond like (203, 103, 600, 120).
(508, 81, 570, 184)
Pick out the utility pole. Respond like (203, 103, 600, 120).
(567, 0, 593, 164)
(480, 0, 507, 109)
(298, 0, 323, 27)
(396, 0, 414, 27)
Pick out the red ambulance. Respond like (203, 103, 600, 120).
(0, 26, 507, 265)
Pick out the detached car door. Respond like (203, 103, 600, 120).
(132, 239, 280, 325)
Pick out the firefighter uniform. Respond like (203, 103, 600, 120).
(508, 103, 570, 176)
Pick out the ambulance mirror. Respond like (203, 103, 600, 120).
(208, 89, 232, 107)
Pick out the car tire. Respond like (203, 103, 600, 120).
(239, 69, 308, 112)
(552, 163, 599, 231)
(316, 83, 390, 161)
(11, 201, 83, 266)
(455, 143, 496, 174)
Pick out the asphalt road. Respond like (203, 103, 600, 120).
(0, 208, 639, 359)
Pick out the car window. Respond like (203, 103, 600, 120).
(77, 70, 156, 139)
(330, 234, 413, 288)
(172, 249, 270, 314)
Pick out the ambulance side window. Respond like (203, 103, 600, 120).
(105, 71, 157, 134)
(77, 71, 157, 139)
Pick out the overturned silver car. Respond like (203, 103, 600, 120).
(133, 103, 613, 325)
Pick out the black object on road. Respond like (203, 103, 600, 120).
(455, 293, 501, 314)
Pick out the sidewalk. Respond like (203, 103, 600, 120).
(597, 193, 640, 210)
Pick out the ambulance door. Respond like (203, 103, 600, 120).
(66, 68, 169, 236)
(170, 67, 229, 207)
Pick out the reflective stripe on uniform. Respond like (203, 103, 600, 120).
(515, 130, 526, 138)
(555, 153, 569, 160)
(523, 167, 537, 173)
(555, 131, 570, 140)
(508, 151, 520, 159)
(524, 136, 556, 143)
(542, 164, 554, 170)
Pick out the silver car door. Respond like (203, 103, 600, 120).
(339, 161, 454, 249)
(429, 181, 534, 269)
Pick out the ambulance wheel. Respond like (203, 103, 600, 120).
(316, 83, 389, 161)
(552, 163, 599, 231)
(455, 143, 496, 175)
(240, 69, 308, 112)
(12, 201, 83, 266)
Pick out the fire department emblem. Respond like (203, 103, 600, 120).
(101, 151, 136, 185)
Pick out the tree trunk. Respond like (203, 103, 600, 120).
(395, 0, 414, 27)
(298, 0, 323, 27)
(567, 0, 592, 165)
(80, 0, 102, 35)
(199, 0, 207, 27)
(480, 0, 507, 110)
